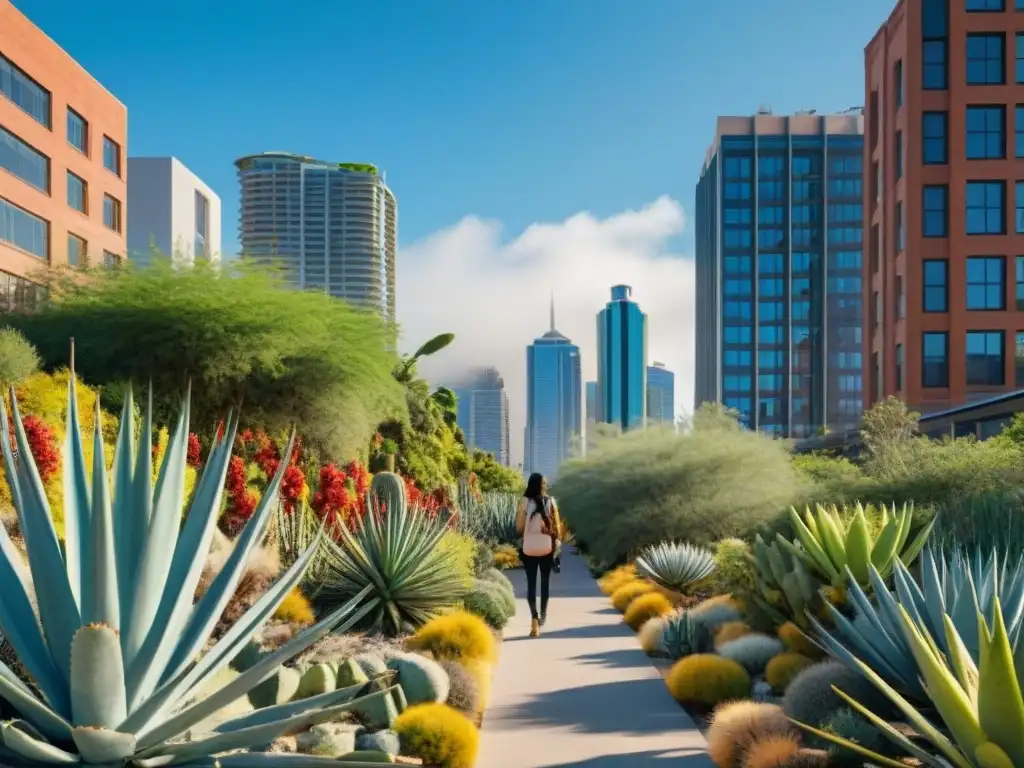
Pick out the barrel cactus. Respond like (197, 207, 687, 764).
(370, 472, 407, 516)
(0, 376, 397, 765)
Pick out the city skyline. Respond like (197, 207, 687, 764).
(647, 362, 675, 424)
(597, 285, 649, 431)
(452, 367, 512, 468)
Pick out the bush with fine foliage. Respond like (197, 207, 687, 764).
(552, 424, 806, 565)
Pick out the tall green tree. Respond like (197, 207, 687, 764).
(6, 258, 404, 460)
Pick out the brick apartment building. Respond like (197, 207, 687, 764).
(865, 0, 1024, 419)
(0, 0, 127, 310)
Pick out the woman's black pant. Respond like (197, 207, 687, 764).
(521, 552, 554, 619)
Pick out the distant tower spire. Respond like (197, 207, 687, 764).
(550, 290, 556, 332)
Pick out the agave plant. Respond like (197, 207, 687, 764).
(749, 535, 826, 630)
(454, 487, 519, 546)
(796, 596, 1024, 768)
(314, 472, 467, 636)
(660, 611, 711, 659)
(784, 502, 935, 589)
(634, 542, 715, 594)
(0, 374, 398, 766)
(810, 547, 1024, 704)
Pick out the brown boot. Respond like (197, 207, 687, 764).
(530, 618, 540, 637)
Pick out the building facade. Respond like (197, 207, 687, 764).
(584, 380, 598, 423)
(235, 152, 397, 322)
(525, 302, 582, 479)
(597, 285, 648, 430)
(646, 362, 676, 423)
(127, 157, 221, 266)
(866, 0, 1024, 413)
(0, 0, 127, 307)
(694, 112, 865, 437)
(453, 367, 511, 467)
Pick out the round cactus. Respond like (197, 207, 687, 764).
(714, 620, 754, 648)
(624, 591, 673, 631)
(822, 707, 898, 767)
(610, 581, 655, 612)
(335, 658, 371, 689)
(665, 654, 751, 709)
(765, 652, 815, 694)
(295, 662, 337, 699)
(352, 652, 389, 678)
(638, 614, 669, 656)
(370, 471, 407, 515)
(689, 596, 743, 634)
(387, 652, 450, 705)
(782, 661, 893, 729)
(777, 621, 822, 658)
(716, 634, 784, 676)
(706, 700, 794, 767)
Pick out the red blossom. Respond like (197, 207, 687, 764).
(22, 415, 59, 484)
(186, 433, 203, 468)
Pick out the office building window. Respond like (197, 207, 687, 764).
(66, 171, 87, 214)
(923, 332, 949, 387)
(870, 224, 880, 272)
(194, 191, 209, 258)
(966, 330, 1005, 385)
(1017, 332, 1024, 386)
(966, 181, 1006, 234)
(67, 233, 86, 267)
(102, 136, 120, 177)
(924, 259, 949, 312)
(0, 54, 51, 128)
(968, 0, 1004, 8)
(102, 194, 121, 233)
(923, 185, 948, 236)
(1017, 106, 1024, 157)
(894, 60, 903, 107)
(1018, 34, 1024, 82)
(924, 40, 949, 89)
(66, 108, 88, 154)
(923, 112, 948, 163)
(102, 251, 118, 269)
(967, 33, 1005, 84)
(1017, 256, 1024, 309)
(0, 197, 48, 259)
(895, 202, 905, 251)
(896, 275, 905, 318)
(966, 256, 1006, 310)
(1017, 181, 1024, 232)
(896, 344, 904, 391)
(895, 131, 903, 178)
(0, 125, 49, 192)
(966, 105, 1006, 158)
(872, 291, 881, 328)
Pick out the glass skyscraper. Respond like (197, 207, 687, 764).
(525, 301, 582, 479)
(597, 285, 648, 430)
(584, 381, 598, 423)
(452, 367, 511, 467)
(646, 362, 675, 424)
(235, 152, 397, 323)
(694, 111, 864, 437)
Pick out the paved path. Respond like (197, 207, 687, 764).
(479, 551, 713, 768)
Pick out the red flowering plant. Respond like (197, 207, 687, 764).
(21, 414, 59, 484)
(235, 429, 308, 514)
(311, 459, 373, 534)
(221, 455, 258, 537)
(186, 433, 203, 469)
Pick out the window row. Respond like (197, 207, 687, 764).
(924, 106, 1024, 164)
(0, 52, 122, 176)
(920, 32, 1024, 89)
(921, 330, 1024, 389)
(913, 181, 1024, 238)
(921, 256, 1024, 312)
(1, 195, 122, 266)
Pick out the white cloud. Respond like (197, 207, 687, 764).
(396, 196, 695, 467)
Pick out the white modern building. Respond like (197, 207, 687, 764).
(127, 157, 222, 266)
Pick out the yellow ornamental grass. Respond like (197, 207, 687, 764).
(406, 610, 497, 663)
(599, 564, 636, 595)
(394, 702, 479, 768)
(458, 657, 492, 710)
(272, 587, 316, 626)
(666, 654, 750, 709)
(611, 581, 655, 612)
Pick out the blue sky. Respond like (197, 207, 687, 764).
(16, 0, 894, 255)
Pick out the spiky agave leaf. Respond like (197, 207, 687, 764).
(0, 375, 383, 764)
(634, 541, 716, 593)
(315, 492, 467, 636)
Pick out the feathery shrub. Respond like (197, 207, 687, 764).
(272, 586, 316, 625)
(610, 580, 655, 612)
(706, 700, 794, 768)
(665, 654, 750, 709)
(463, 579, 510, 630)
(406, 610, 497, 663)
(638, 614, 669, 655)
(623, 591, 673, 630)
(395, 702, 480, 768)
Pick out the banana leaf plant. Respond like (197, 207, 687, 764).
(0, 371, 396, 766)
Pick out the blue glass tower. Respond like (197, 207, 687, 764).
(452, 367, 511, 467)
(584, 381, 598, 423)
(646, 363, 675, 423)
(525, 299, 582, 479)
(597, 285, 648, 430)
(694, 112, 864, 437)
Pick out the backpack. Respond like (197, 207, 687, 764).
(522, 497, 555, 557)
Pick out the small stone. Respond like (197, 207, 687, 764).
(267, 736, 298, 753)
(296, 722, 363, 756)
(262, 624, 294, 648)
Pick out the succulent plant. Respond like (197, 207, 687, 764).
(781, 661, 891, 730)
(387, 652, 450, 706)
(0, 376, 398, 765)
(785, 502, 935, 588)
(716, 634, 784, 676)
(634, 541, 716, 593)
(811, 547, 1024, 704)
(660, 611, 712, 659)
(316, 471, 468, 636)
(820, 707, 895, 768)
(750, 535, 825, 630)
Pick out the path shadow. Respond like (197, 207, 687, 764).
(546, 750, 712, 767)
(570, 648, 654, 669)
(500, 679, 696, 736)
(504, 623, 624, 642)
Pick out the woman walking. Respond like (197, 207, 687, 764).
(516, 472, 563, 638)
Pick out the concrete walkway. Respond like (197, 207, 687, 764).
(479, 550, 713, 767)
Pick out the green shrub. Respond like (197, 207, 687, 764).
(552, 425, 807, 565)
(463, 579, 510, 630)
(707, 538, 757, 598)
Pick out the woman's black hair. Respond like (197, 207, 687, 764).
(524, 473, 549, 522)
